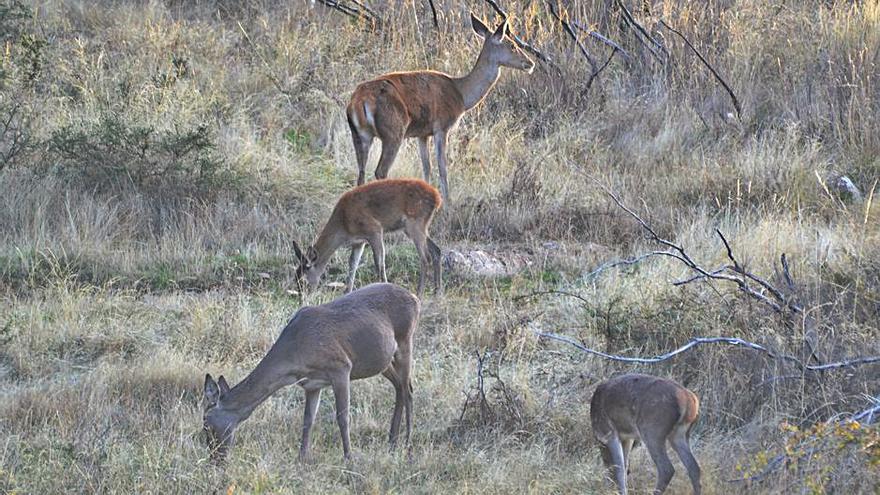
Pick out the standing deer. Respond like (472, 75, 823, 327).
(590, 374, 701, 495)
(346, 13, 535, 201)
(202, 283, 419, 462)
(292, 178, 442, 296)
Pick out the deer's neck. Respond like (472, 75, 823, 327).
(454, 48, 501, 110)
(311, 222, 347, 276)
(219, 347, 299, 422)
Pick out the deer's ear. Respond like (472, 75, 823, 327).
(471, 14, 491, 38)
(493, 17, 509, 40)
(292, 240, 304, 261)
(217, 375, 231, 396)
(306, 247, 318, 263)
(204, 373, 220, 406)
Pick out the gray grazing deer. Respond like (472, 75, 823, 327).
(346, 13, 535, 201)
(202, 283, 419, 462)
(590, 374, 701, 495)
(292, 178, 442, 296)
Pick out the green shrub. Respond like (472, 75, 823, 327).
(45, 113, 244, 197)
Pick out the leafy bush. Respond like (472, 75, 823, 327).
(45, 113, 243, 197)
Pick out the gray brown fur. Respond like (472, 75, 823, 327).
(203, 283, 420, 461)
(590, 373, 701, 495)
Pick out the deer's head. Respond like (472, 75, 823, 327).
(202, 373, 237, 462)
(292, 240, 322, 288)
(471, 14, 535, 74)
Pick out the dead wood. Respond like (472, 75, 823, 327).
(659, 19, 742, 121)
(531, 331, 879, 373)
(587, 176, 824, 363)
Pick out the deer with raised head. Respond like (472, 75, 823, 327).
(590, 374, 701, 495)
(346, 13, 535, 201)
(202, 283, 419, 462)
(292, 178, 442, 296)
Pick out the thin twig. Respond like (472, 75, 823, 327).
(572, 21, 631, 59)
(659, 19, 742, 120)
(615, 0, 666, 61)
(544, 1, 598, 70)
(424, 0, 439, 28)
(482, 0, 555, 67)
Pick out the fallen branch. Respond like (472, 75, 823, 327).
(584, 175, 823, 363)
(533, 331, 879, 373)
(659, 19, 742, 120)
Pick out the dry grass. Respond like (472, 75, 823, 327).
(1, 0, 878, 493)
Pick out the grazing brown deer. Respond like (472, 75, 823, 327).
(203, 283, 419, 462)
(346, 13, 535, 201)
(590, 374, 701, 495)
(292, 178, 442, 296)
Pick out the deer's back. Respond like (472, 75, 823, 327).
(349, 71, 465, 138)
(591, 374, 697, 441)
(280, 284, 419, 379)
(336, 179, 441, 235)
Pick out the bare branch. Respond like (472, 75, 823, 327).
(572, 21, 631, 59)
(425, 0, 439, 29)
(614, 0, 667, 62)
(658, 19, 742, 120)
(544, 1, 598, 70)
(533, 331, 879, 373)
(314, 0, 382, 31)
(482, 0, 555, 67)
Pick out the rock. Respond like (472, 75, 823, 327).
(830, 175, 862, 202)
(443, 249, 532, 278)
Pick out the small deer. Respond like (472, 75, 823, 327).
(292, 178, 442, 296)
(590, 374, 701, 495)
(346, 13, 535, 201)
(202, 283, 419, 462)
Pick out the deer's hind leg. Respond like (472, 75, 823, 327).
(348, 111, 373, 185)
(427, 237, 442, 294)
(669, 424, 701, 495)
(404, 219, 431, 296)
(643, 431, 675, 495)
(347, 242, 366, 292)
(599, 434, 629, 495)
(331, 371, 353, 460)
(382, 336, 413, 448)
(373, 95, 408, 180)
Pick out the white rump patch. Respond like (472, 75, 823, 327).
(364, 102, 376, 129)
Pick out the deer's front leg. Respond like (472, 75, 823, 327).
(299, 388, 322, 461)
(433, 130, 449, 202)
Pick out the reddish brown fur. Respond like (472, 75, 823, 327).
(295, 179, 443, 295)
(347, 72, 465, 141)
(332, 178, 443, 230)
(346, 14, 534, 201)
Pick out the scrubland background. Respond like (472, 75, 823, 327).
(1, 0, 878, 493)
